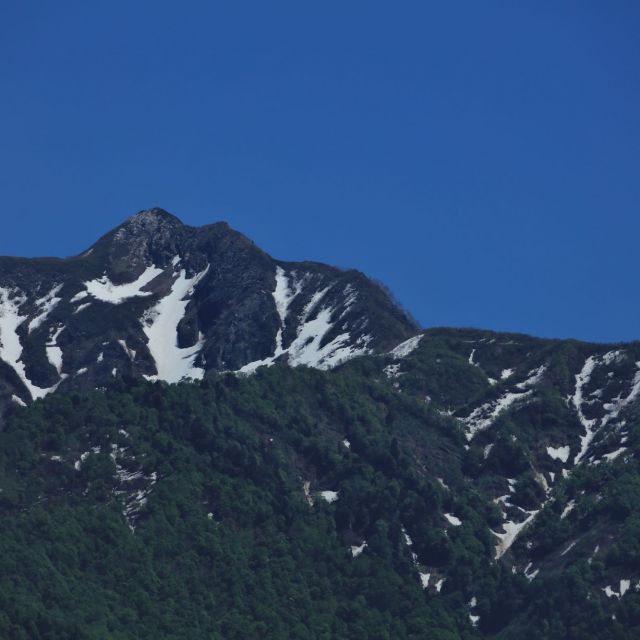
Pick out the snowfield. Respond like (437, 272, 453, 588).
(142, 266, 210, 383)
(84, 265, 164, 305)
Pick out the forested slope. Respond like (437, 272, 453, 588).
(1, 330, 640, 639)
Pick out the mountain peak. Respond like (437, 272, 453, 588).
(91, 208, 191, 275)
(119, 208, 185, 238)
(126, 208, 184, 227)
(0, 208, 418, 408)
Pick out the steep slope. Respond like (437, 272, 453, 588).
(0, 209, 416, 415)
(347, 327, 640, 636)
(0, 369, 487, 640)
(2, 349, 639, 640)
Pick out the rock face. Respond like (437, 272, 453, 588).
(0, 208, 417, 412)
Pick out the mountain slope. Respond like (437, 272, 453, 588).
(0, 368, 482, 640)
(1, 210, 640, 638)
(0, 209, 416, 414)
(349, 327, 640, 637)
(2, 354, 640, 639)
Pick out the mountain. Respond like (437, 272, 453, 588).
(1, 210, 640, 639)
(0, 209, 416, 413)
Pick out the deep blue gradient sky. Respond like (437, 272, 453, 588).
(1, 2, 639, 343)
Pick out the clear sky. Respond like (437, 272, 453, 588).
(1, 1, 639, 343)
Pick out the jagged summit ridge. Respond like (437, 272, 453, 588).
(0, 209, 417, 411)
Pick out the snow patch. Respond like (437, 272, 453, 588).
(70, 290, 88, 303)
(111, 444, 158, 531)
(603, 580, 632, 599)
(601, 363, 640, 428)
(142, 266, 209, 383)
(338, 283, 358, 318)
(84, 265, 163, 304)
(46, 326, 65, 375)
(239, 276, 371, 374)
(524, 563, 539, 581)
(603, 447, 627, 462)
(74, 302, 91, 314)
(444, 513, 462, 526)
(573, 354, 640, 464)
(28, 284, 62, 333)
(351, 541, 367, 557)
(273, 267, 301, 341)
(546, 445, 570, 463)
(240, 273, 371, 373)
(390, 334, 423, 359)
(0, 288, 61, 399)
(74, 450, 92, 471)
(493, 509, 539, 559)
(118, 339, 136, 361)
(401, 525, 419, 564)
(515, 365, 546, 390)
(462, 391, 529, 440)
(303, 481, 314, 506)
(572, 354, 606, 464)
(561, 500, 575, 520)
(462, 366, 545, 439)
(384, 362, 402, 379)
(11, 394, 26, 407)
(287, 306, 370, 369)
(240, 267, 303, 374)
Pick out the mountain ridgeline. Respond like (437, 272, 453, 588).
(1, 209, 640, 639)
(0, 209, 416, 410)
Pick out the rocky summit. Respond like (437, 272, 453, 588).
(1, 209, 639, 639)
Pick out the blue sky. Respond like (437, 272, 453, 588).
(1, 1, 639, 343)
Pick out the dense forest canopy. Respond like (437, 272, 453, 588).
(1, 328, 640, 639)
